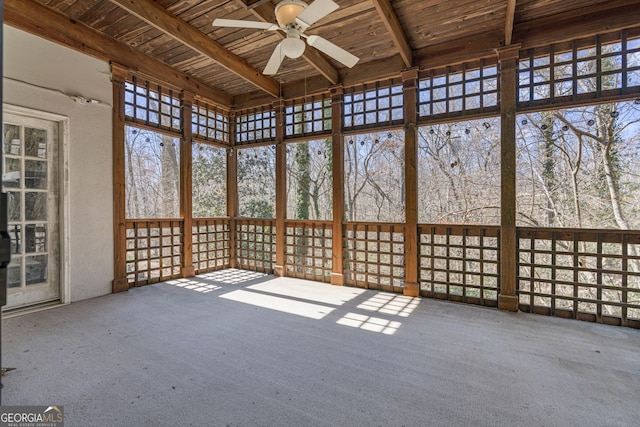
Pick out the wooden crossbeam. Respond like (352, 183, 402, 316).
(248, 2, 339, 84)
(505, 0, 517, 46)
(4, 0, 233, 106)
(109, 0, 280, 97)
(370, 0, 413, 68)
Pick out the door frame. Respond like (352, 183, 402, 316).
(3, 104, 70, 305)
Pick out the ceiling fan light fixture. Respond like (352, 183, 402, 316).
(275, 0, 307, 27)
(281, 37, 306, 58)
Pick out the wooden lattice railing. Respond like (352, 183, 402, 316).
(192, 218, 231, 274)
(235, 218, 276, 273)
(343, 222, 405, 292)
(126, 219, 183, 286)
(518, 227, 640, 328)
(284, 220, 332, 282)
(418, 225, 501, 306)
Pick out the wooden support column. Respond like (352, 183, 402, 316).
(497, 45, 521, 312)
(402, 68, 420, 297)
(180, 91, 195, 277)
(111, 63, 129, 293)
(274, 99, 286, 277)
(228, 113, 238, 268)
(330, 85, 345, 286)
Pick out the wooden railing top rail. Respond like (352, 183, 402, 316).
(517, 226, 640, 243)
(192, 217, 232, 226)
(284, 219, 333, 227)
(125, 218, 183, 228)
(343, 222, 406, 232)
(235, 217, 276, 223)
(418, 224, 501, 236)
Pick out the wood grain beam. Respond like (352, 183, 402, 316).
(370, 0, 413, 68)
(4, 0, 233, 106)
(505, 0, 517, 46)
(248, 2, 339, 84)
(109, 0, 280, 97)
(513, 3, 640, 49)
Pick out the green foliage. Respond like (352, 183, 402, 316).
(294, 143, 311, 220)
(192, 144, 226, 217)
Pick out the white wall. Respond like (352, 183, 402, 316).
(3, 25, 114, 302)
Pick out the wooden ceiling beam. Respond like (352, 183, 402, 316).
(513, 3, 640, 49)
(505, 0, 517, 46)
(247, 2, 339, 84)
(4, 0, 233, 106)
(370, 0, 413, 68)
(108, 0, 280, 97)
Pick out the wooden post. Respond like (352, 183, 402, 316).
(402, 68, 420, 297)
(497, 45, 521, 312)
(180, 91, 195, 277)
(274, 99, 286, 277)
(330, 85, 345, 286)
(111, 63, 129, 293)
(228, 113, 238, 268)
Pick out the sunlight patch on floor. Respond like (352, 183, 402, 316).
(196, 268, 268, 284)
(165, 278, 221, 293)
(219, 289, 335, 320)
(356, 293, 419, 317)
(247, 278, 366, 306)
(337, 312, 402, 335)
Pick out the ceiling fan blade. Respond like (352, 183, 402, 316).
(296, 0, 339, 28)
(306, 35, 359, 68)
(264, 42, 286, 75)
(212, 19, 279, 31)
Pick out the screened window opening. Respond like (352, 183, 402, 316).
(516, 100, 640, 229)
(418, 117, 501, 225)
(237, 145, 276, 218)
(344, 130, 405, 222)
(286, 139, 333, 220)
(192, 142, 227, 218)
(124, 126, 180, 219)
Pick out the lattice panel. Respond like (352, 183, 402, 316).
(192, 99, 229, 144)
(343, 223, 405, 291)
(419, 225, 500, 306)
(126, 220, 183, 286)
(284, 220, 332, 282)
(418, 59, 499, 120)
(518, 228, 640, 328)
(343, 81, 404, 131)
(285, 96, 331, 139)
(192, 218, 231, 273)
(518, 30, 640, 107)
(124, 77, 181, 133)
(236, 219, 276, 272)
(235, 107, 276, 145)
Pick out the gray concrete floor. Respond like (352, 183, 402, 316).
(2, 269, 639, 427)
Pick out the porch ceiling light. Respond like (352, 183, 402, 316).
(275, 0, 307, 27)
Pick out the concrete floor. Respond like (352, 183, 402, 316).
(2, 269, 639, 427)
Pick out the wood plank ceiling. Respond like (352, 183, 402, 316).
(5, 0, 640, 108)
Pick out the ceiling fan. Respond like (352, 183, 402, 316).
(212, 0, 360, 75)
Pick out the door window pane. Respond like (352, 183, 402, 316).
(25, 192, 47, 221)
(3, 157, 21, 188)
(25, 160, 47, 189)
(7, 261, 21, 289)
(25, 224, 47, 253)
(25, 127, 47, 158)
(8, 192, 21, 222)
(26, 255, 47, 285)
(3, 124, 21, 155)
(9, 224, 22, 254)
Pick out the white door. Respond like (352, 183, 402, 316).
(2, 112, 60, 309)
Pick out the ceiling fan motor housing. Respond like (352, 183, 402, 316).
(274, 0, 308, 27)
